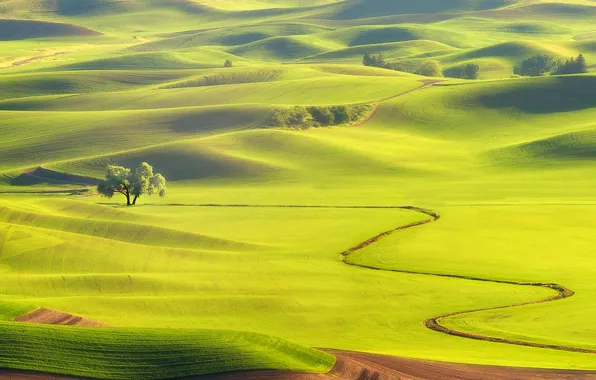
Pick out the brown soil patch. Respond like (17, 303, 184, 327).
(197, 349, 596, 380)
(14, 308, 108, 327)
(1, 350, 595, 380)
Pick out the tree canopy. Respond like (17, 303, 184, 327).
(444, 63, 480, 79)
(514, 55, 557, 76)
(552, 54, 588, 75)
(514, 53, 589, 77)
(363, 53, 386, 68)
(416, 60, 443, 77)
(97, 162, 166, 206)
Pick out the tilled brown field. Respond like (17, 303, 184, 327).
(2, 348, 596, 379)
(14, 308, 108, 327)
(198, 349, 596, 380)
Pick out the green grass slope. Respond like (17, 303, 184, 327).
(0, 323, 334, 379)
(0, 19, 100, 40)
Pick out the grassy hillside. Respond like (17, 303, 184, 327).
(1, 0, 596, 378)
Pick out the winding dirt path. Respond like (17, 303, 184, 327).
(145, 203, 584, 353)
(337, 206, 591, 354)
(5, 203, 594, 379)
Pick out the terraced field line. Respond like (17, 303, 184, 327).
(1, 51, 66, 69)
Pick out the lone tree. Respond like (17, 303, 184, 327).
(97, 162, 166, 206)
(224, 59, 233, 68)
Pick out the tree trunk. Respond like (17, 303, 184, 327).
(122, 183, 131, 206)
(132, 195, 138, 205)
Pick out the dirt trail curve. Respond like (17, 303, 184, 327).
(144, 203, 584, 354)
(350, 80, 442, 128)
(4, 204, 595, 379)
(338, 206, 592, 354)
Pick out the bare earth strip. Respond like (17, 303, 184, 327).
(14, 308, 108, 327)
(2, 350, 596, 380)
(198, 350, 596, 380)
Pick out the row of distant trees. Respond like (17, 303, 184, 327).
(362, 53, 479, 79)
(514, 54, 588, 77)
(363, 52, 590, 79)
(268, 104, 373, 129)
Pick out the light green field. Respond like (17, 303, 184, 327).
(1, 0, 596, 378)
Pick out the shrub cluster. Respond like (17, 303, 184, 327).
(514, 53, 588, 76)
(444, 64, 480, 79)
(415, 60, 443, 77)
(363, 53, 476, 79)
(362, 53, 387, 68)
(268, 104, 373, 129)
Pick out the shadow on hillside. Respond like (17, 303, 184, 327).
(478, 76, 596, 114)
(10, 167, 100, 187)
(331, 0, 505, 19)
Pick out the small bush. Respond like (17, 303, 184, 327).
(268, 107, 311, 129)
(268, 104, 375, 129)
(330, 106, 351, 124)
(288, 106, 310, 126)
(416, 60, 443, 77)
(268, 108, 292, 127)
(362, 53, 387, 68)
(308, 106, 335, 126)
(444, 63, 480, 79)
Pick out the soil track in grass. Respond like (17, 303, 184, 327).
(14, 308, 108, 327)
(199, 349, 596, 379)
(3, 350, 596, 380)
(4, 204, 593, 379)
(350, 80, 443, 128)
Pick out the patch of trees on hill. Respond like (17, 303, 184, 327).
(444, 64, 480, 80)
(268, 104, 374, 129)
(553, 54, 588, 75)
(514, 54, 588, 76)
(362, 53, 480, 79)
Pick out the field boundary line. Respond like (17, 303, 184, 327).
(350, 79, 443, 128)
(336, 205, 591, 354)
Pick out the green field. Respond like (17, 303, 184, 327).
(1, 0, 596, 378)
